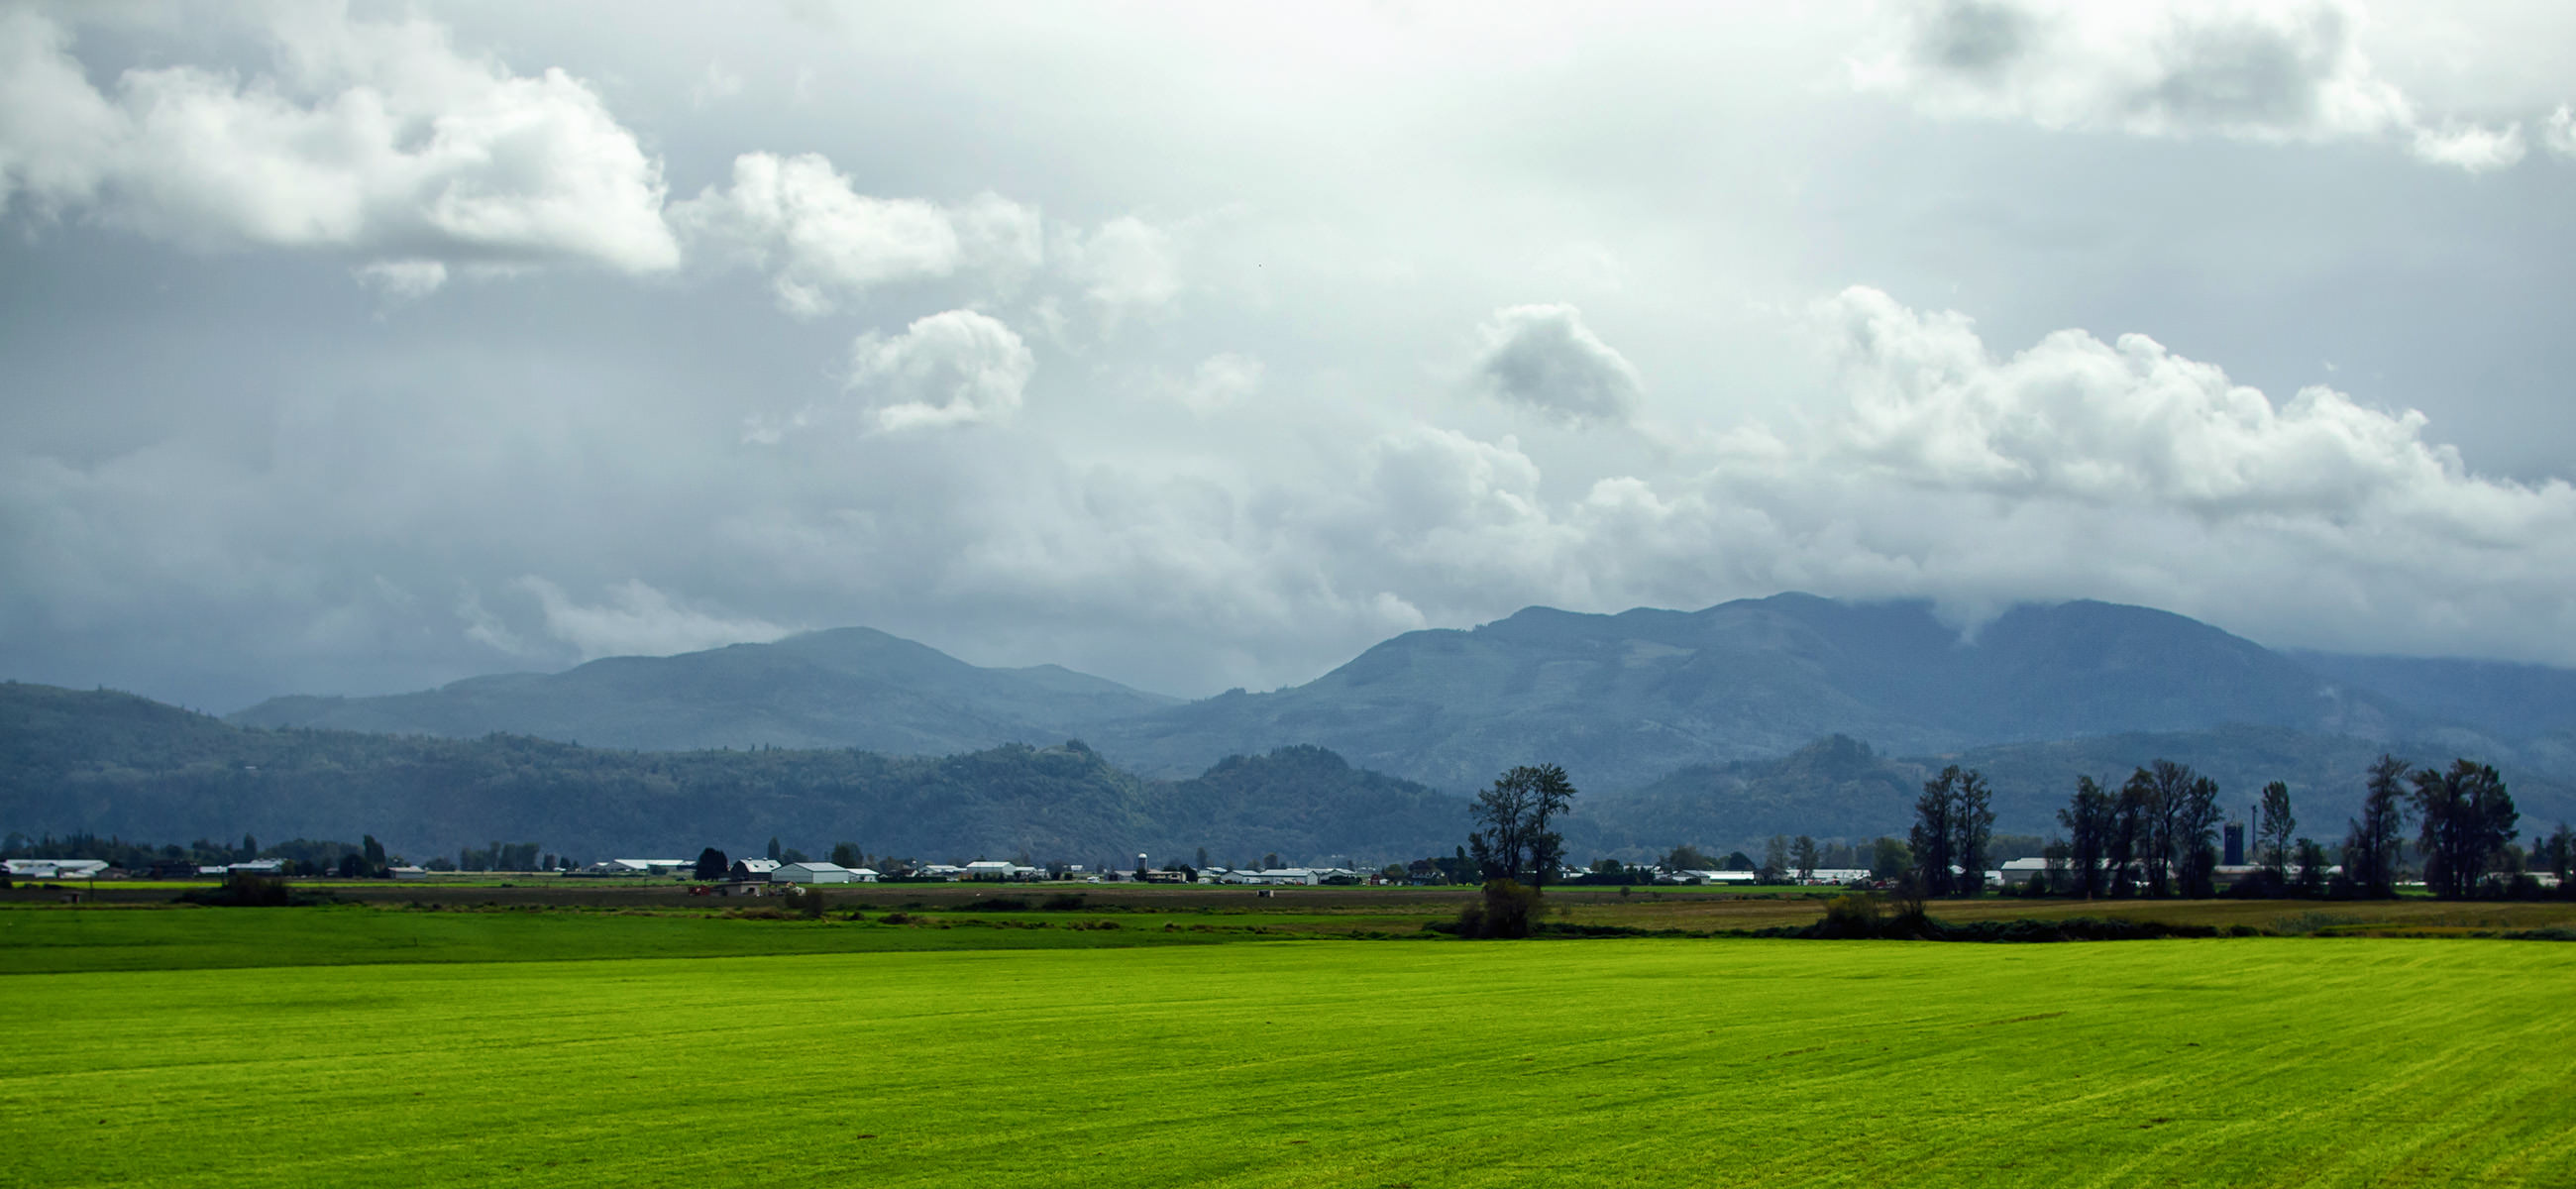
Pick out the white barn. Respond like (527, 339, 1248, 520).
(772, 861, 859, 885)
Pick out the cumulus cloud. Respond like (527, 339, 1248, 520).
(1811, 285, 2574, 539)
(847, 309, 1036, 431)
(1856, 0, 2527, 171)
(1468, 304, 1644, 425)
(0, 8, 679, 272)
(674, 152, 1043, 316)
(518, 577, 791, 661)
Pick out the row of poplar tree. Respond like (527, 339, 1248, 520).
(1908, 754, 2544, 901)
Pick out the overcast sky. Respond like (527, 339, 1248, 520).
(5, 0, 2575, 711)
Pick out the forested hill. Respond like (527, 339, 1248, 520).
(8, 683, 2569, 865)
(3, 683, 1456, 865)
(228, 626, 1179, 755)
(1092, 594, 2443, 791)
(213, 597, 2576, 802)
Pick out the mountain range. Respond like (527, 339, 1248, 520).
(12, 594, 2574, 860)
(229, 594, 2572, 795)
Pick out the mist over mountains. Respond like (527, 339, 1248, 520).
(231, 626, 1177, 756)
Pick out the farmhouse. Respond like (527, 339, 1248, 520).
(772, 861, 858, 884)
(728, 858, 782, 882)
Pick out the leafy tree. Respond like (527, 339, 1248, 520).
(2175, 774, 2224, 898)
(2256, 781, 2297, 880)
(361, 834, 386, 876)
(693, 847, 728, 881)
(1950, 768, 1995, 898)
(2293, 837, 2329, 898)
(2545, 823, 2573, 892)
(1791, 835, 1819, 883)
(2058, 776, 2114, 899)
(1661, 843, 1716, 871)
(2412, 760, 2518, 900)
(2342, 754, 2410, 898)
(1869, 836, 1909, 881)
(829, 842, 862, 868)
(1720, 850, 1757, 872)
(766, 836, 783, 863)
(2129, 761, 2194, 897)
(1909, 768, 1959, 896)
(1759, 835, 1790, 884)
(1466, 763, 1577, 891)
(1262, 851, 1282, 870)
(2107, 776, 2150, 898)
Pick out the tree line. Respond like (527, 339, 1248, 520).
(1908, 753, 2558, 902)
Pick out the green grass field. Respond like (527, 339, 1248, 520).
(4, 909, 2571, 1187)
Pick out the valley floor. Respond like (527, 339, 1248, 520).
(4, 897, 2573, 1187)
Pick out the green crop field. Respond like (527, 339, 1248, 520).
(4, 909, 2571, 1188)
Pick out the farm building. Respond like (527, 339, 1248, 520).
(574, 859, 656, 877)
(772, 862, 859, 884)
(728, 858, 782, 882)
(962, 861, 1040, 881)
(387, 866, 428, 880)
(2, 859, 110, 880)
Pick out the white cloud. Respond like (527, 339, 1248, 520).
(848, 309, 1036, 431)
(1856, 0, 2528, 171)
(1468, 304, 1644, 425)
(354, 259, 449, 301)
(674, 152, 1043, 317)
(0, 9, 679, 272)
(518, 577, 790, 661)
(1179, 353, 1263, 414)
(1810, 284, 2575, 540)
(1065, 215, 1182, 324)
(689, 61, 744, 109)
(2544, 105, 2576, 157)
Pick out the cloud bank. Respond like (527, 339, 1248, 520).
(1858, 0, 2528, 170)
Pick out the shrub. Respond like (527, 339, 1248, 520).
(1808, 893, 1884, 938)
(173, 873, 323, 908)
(1451, 879, 1542, 939)
(1039, 894, 1089, 911)
(797, 888, 827, 919)
(961, 897, 1030, 912)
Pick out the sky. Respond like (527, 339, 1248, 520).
(4, 0, 2575, 712)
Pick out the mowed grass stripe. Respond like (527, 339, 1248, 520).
(4, 939, 2570, 1187)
